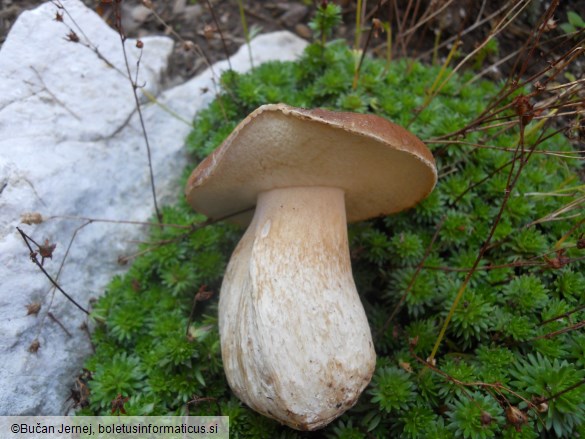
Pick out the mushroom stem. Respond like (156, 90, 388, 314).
(219, 186, 376, 430)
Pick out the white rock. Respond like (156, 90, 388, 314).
(0, 0, 307, 415)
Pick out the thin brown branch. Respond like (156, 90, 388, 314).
(16, 227, 89, 315)
(529, 320, 585, 342)
(205, 0, 233, 71)
(538, 379, 585, 405)
(380, 154, 517, 336)
(118, 206, 255, 264)
(428, 140, 584, 160)
(48, 215, 195, 230)
(48, 312, 72, 337)
(35, 220, 93, 341)
(50, 0, 125, 76)
(111, 3, 162, 224)
(539, 305, 585, 327)
(410, 350, 538, 413)
(428, 112, 542, 360)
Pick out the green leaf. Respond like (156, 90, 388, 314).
(194, 368, 206, 387)
(567, 11, 585, 28)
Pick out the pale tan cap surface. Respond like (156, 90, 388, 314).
(186, 103, 437, 225)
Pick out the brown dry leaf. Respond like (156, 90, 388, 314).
(26, 302, 41, 316)
(399, 361, 413, 373)
(38, 239, 56, 262)
(21, 212, 43, 225)
(28, 339, 40, 353)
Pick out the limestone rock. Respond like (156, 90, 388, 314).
(0, 0, 307, 415)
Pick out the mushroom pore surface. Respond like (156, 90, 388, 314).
(185, 103, 437, 226)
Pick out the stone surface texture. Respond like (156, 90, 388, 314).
(0, 0, 307, 415)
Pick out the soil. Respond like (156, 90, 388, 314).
(1, 0, 317, 87)
(3, 0, 581, 87)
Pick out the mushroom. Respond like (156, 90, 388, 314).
(185, 103, 437, 430)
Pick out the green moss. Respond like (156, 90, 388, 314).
(81, 38, 585, 438)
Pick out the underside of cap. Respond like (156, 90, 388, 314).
(186, 103, 437, 225)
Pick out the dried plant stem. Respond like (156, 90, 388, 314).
(395, 0, 414, 56)
(48, 312, 73, 337)
(554, 218, 585, 249)
(409, 38, 461, 126)
(35, 220, 92, 340)
(529, 320, 585, 342)
(380, 152, 519, 337)
(143, 4, 216, 71)
(512, 0, 560, 81)
(50, 1, 124, 76)
(48, 215, 196, 230)
(355, 0, 363, 50)
(540, 379, 585, 405)
(526, 196, 585, 228)
(415, 1, 510, 61)
(141, 1, 230, 120)
(353, 0, 384, 89)
(111, 3, 161, 224)
(428, 122, 535, 361)
(410, 350, 538, 412)
(539, 304, 585, 326)
(16, 227, 89, 315)
(53, 0, 164, 224)
(205, 0, 233, 71)
(422, 255, 585, 272)
(421, 0, 532, 122)
(383, 22, 393, 74)
(117, 206, 255, 264)
(429, 140, 584, 159)
(465, 49, 520, 85)
(443, 31, 581, 141)
(236, 0, 254, 69)
(140, 88, 192, 127)
(397, 0, 453, 42)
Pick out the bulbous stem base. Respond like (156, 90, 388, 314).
(218, 186, 376, 430)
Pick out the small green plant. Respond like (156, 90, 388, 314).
(560, 11, 585, 35)
(308, 1, 342, 46)
(512, 354, 585, 437)
(80, 16, 585, 439)
(473, 38, 500, 70)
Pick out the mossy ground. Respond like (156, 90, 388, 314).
(79, 38, 585, 438)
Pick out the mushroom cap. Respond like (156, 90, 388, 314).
(186, 103, 437, 225)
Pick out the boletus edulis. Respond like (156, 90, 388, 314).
(185, 103, 437, 430)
